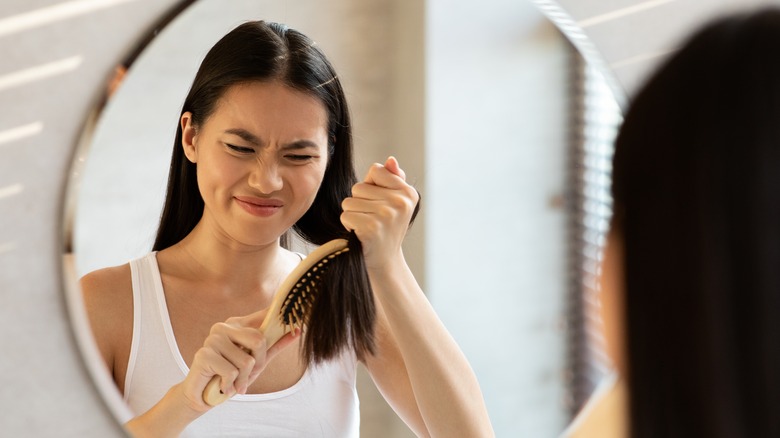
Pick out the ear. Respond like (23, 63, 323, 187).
(181, 111, 198, 163)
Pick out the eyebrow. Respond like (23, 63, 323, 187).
(281, 140, 320, 151)
(224, 128, 261, 146)
(224, 128, 321, 150)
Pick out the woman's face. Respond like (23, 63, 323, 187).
(181, 80, 329, 247)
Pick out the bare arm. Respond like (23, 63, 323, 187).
(80, 265, 133, 394)
(343, 157, 494, 437)
(362, 299, 428, 436)
(366, 253, 493, 437)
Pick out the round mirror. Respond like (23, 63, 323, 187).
(63, 0, 623, 436)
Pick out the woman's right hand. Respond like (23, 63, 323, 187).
(178, 308, 300, 412)
(125, 310, 300, 437)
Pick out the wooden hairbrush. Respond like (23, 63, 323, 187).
(202, 238, 349, 406)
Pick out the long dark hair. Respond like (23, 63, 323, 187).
(611, 8, 780, 437)
(153, 21, 377, 363)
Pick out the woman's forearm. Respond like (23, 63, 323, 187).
(368, 253, 494, 437)
(124, 384, 203, 438)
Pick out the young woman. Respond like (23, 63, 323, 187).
(81, 21, 493, 437)
(565, 8, 780, 438)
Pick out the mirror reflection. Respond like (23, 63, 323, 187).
(65, 0, 623, 436)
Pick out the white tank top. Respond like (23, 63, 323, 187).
(123, 253, 360, 437)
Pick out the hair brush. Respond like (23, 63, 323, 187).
(202, 238, 350, 406)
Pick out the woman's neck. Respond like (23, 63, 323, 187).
(163, 219, 290, 301)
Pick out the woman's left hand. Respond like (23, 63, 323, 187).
(340, 156, 419, 269)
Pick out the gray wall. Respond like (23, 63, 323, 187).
(426, 1, 570, 434)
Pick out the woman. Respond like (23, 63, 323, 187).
(565, 8, 780, 438)
(82, 21, 493, 437)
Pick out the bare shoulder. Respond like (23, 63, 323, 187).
(79, 264, 134, 378)
(80, 263, 133, 316)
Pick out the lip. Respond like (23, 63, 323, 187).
(234, 196, 283, 217)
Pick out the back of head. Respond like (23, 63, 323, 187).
(611, 8, 780, 437)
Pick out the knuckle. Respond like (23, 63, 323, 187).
(378, 204, 396, 219)
(241, 332, 263, 352)
(227, 369, 239, 381)
(240, 355, 256, 370)
(389, 195, 408, 210)
(203, 336, 217, 349)
(210, 321, 228, 334)
(249, 331, 265, 348)
(193, 348, 209, 363)
(407, 186, 420, 203)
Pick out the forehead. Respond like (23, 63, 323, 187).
(206, 81, 329, 141)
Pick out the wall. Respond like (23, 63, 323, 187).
(426, 1, 570, 434)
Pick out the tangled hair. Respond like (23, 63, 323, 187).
(153, 21, 415, 363)
(611, 8, 780, 438)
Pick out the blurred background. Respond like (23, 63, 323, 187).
(0, 0, 773, 436)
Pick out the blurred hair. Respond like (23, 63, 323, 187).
(611, 8, 780, 437)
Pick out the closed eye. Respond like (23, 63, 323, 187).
(226, 144, 254, 154)
(285, 154, 316, 161)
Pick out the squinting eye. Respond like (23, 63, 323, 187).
(286, 154, 315, 161)
(227, 144, 254, 154)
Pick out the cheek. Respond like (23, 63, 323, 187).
(196, 151, 245, 198)
(296, 165, 328, 203)
(306, 168, 327, 198)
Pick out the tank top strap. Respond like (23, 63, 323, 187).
(124, 252, 185, 413)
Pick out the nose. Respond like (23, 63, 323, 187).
(248, 155, 283, 194)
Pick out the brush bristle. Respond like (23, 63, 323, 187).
(279, 248, 349, 332)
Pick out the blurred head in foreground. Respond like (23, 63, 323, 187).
(601, 7, 780, 438)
